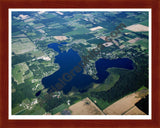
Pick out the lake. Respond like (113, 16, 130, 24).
(36, 43, 134, 96)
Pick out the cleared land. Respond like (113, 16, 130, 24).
(12, 34, 27, 38)
(12, 62, 33, 84)
(56, 11, 64, 15)
(68, 97, 104, 115)
(119, 45, 125, 49)
(12, 38, 36, 54)
(90, 26, 103, 31)
(103, 89, 148, 115)
(38, 11, 45, 14)
(128, 37, 141, 43)
(103, 42, 113, 47)
(19, 14, 29, 20)
(112, 40, 119, 46)
(53, 36, 68, 41)
(100, 36, 106, 40)
(125, 24, 149, 32)
(24, 18, 35, 23)
(124, 106, 146, 115)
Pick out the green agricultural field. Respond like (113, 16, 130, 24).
(139, 20, 149, 26)
(12, 31, 22, 36)
(93, 69, 120, 92)
(135, 39, 148, 50)
(12, 104, 24, 115)
(50, 103, 68, 115)
(27, 32, 36, 36)
(64, 27, 90, 36)
(47, 23, 61, 28)
(19, 38, 31, 43)
(137, 85, 148, 91)
(12, 62, 32, 84)
(42, 13, 56, 19)
(29, 50, 44, 58)
(14, 109, 26, 115)
(89, 96, 110, 110)
(24, 70, 33, 80)
(29, 105, 46, 115)
(12, 38, 21, 44)
(12, 38, 36, 54)
(16, 104, 46, 115)
(33, 23, 45, 28)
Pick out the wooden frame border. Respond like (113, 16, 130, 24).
(0, 0, 160, 127)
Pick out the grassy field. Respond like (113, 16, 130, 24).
(87, 68, 121, 110)
(89, 96, 110, 110)
(16, 104, 46, 115)
(12, 105, 24, 115)
(135, 38, 148, 50)
(138, 86, 148, 91)
(29, 50, 44, 58)
(64, 27, 90, 36)
(50, 103, 68, 115)
(94, 69, 120, 92)
(12, 38, 36, 54)
(27, 33, 36, 36)
(138, 20, 149, 26)
(43, 13, 56, 19)
(12, 62, 30, 84)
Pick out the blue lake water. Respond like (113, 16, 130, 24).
(36, 42, 134, 96)
(95, 58, 134, 83)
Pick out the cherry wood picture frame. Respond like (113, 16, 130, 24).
(0, 0, 160, 128)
